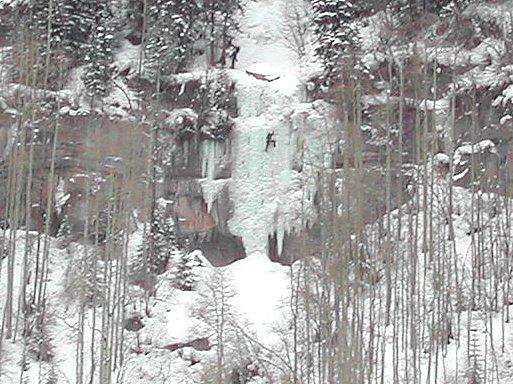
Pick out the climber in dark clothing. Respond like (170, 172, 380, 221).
(265, 132, 276, 152)
(230, 44, 240, 69)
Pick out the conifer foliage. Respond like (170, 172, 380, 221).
(312, 0, 362, 81)
(28, 0, 96, 57)
(81, 2, 115, 98)
(131, 206, 178, 284)
(144, 0, 243, 75)
(202, 0, 243, 67)
(435, 0, 472, 17)
(173, 252, 200, 291)
(18, 0, 114, 90)
(197, 70, 235, 139)
(145, 0, 201, 76)
(388, 0, 472, 19)
(58, 0, 96, 56)
(130, 206, 199, 292)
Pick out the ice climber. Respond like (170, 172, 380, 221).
(230, 44, 240, 69)
(265, 132, 276, 152)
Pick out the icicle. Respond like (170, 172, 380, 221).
(183, 140, 189, 165)
(208, 141, 216, 180)
(201, 141, 208, 178)
(200, 141, 218, 180)
(276, 217, 285, 256)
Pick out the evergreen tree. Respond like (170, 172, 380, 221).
(434, 0, 472, 17)
(131, 206, 178, 283)
(173, 252, 200, 291)
(59, 0, 97, 57)
(198, 70, 234, 138)
(27, 0, 64, 45)
(202, 0, 242, 66)
(81, 3, 115, 98)
(217, 0, 243, 67)
(385, 0, 421, 33)
(390, 0, 419, 20)
(312, 0, 362, 82)
(28, 0, 96, 58)
(145, 0, 201, 76)
(389, 0, 472, 19)
(56, 214, 72, 245)
(19, 0, 69, 86)
(16, 0, 108, 88)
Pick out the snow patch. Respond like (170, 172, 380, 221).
(454, 139, 497, 165)
(200, 178, 229, 212)
(226, 252, 289, 340)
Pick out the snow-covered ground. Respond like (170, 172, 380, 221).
(234, 0, 301, 94)
(5, 0, 513, 383)
(0, 228, 292, 383)
(4, 181, 513, 383)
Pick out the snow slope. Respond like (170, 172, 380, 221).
(234, 0, 300, 94)
(0, 228, 288, 383)
(228, 252, 289, 340)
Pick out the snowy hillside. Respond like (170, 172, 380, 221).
(2, 0, 513, 383)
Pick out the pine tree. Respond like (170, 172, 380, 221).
(6, 0, 97, 89)
(210, 70, 232, 112)
(145, 0, 201, 76)
(389, 0, 471, 19)
(81, 3, 115, 98)
(28, 0, 97, 58)
(56, 214, 72, 244)
(13, 0, 68, 87)
(131, 206, 177, 284)
(27, 0, 65, 46)
(59, 0, 96, 57)
(173, 252, 200, 291)
(434, 0, 472, 18)
(202, 0, 242, 66)
(389, 0, 419, 20)
(312, 0, 362, 82)
(199, 70, 234, 139)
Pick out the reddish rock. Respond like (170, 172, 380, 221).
(175, 196, 216, 234)
(124, 315, 144, 332)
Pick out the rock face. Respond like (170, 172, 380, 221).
(163, 337, 211, 352)
(171, 178, 246, 267)
(268, 224, 322, 264)
(0, 102, 150, 235)
(1, 80, 510, 268)
(2, 2, 512, 269)
(166, 92, 340, 265)
(166, 71, 421, 266)
(453, 140, 501, 192)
